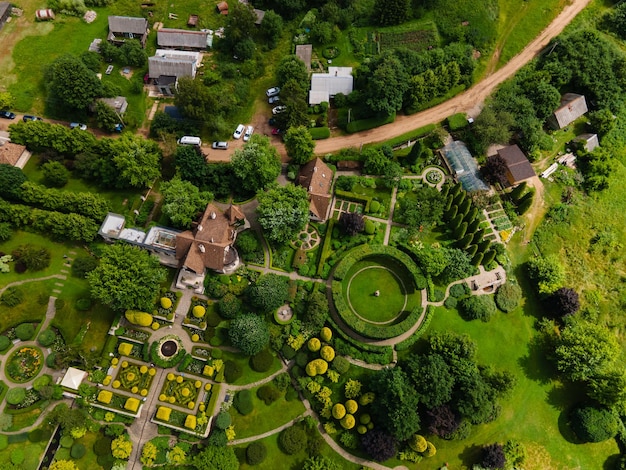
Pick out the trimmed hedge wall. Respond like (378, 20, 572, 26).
(309, 127, 331, 140)
(395, 305, 435, 351)
(346, 113, 395, 133)
(331, 245, 426, 340)
(316, 218, 336, 277)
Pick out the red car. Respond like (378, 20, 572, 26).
(271, 128, 282, 135)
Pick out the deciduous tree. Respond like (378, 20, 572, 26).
(248, 274, 289, 313)
(160, 177, 212, 229)
(339, 211, 365, 236)
(360, 429, 397, 462)
(229, 314, 270, 356)
(283, 126, 315, 164)
(46, 54, 103, 110)
(547, 287, 580, 318)
(256, 184, 309, 244)
(481, 155, 509, 186)
(109, 134, 162, 188)
(231, 135, 281, 193)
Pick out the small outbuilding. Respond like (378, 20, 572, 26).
(157, 28, 210, 50)
(35, 9, 55, 21)
(497, 144, 536, 186)
(98, 96, 128, 115)
(108, 16, 149, 48)
(0, 2, 12, 29)
(574, 133, 599, 152)
(548, 93, 588, 130)
(309, 66, 353, 105)
(216, 1, 228, 15)
(61, 367, 88, 391)
(253, 8, 265, 25)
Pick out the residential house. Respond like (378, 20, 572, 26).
(148, 50, 202, 94)
(108, 16, 149, 48)
(216, 1, 228, 15)
(497, 144, 536, 186)
(309, 66, 353, 105)
(253, 9, 265, 25)
(157, 28, 210, 50)
(574, 133, 599, 152)
(0, 2, 11, 30)
(548, 93, 588, 130)
(298, 158, 333, 221)
(295, 44, 312, 71)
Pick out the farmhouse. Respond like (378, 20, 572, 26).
(309, 67, 353, 105)
(497, 144, 536, 186)
(548, 93, 588, 130)
(295, 44, 312, 70)
(148, 50, 201, 80)
(108, 16, 149, 48)
(175, 204, 249, 289)
(0, 2, 11, 30)
(298, 157, 333, 222)
(157, 28, 210, 50)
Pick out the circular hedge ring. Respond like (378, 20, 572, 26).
(323, 47, 340, 59)
(5, 346, 44, 383)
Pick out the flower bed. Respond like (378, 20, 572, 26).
(118, 327, 151, 343)
(159, 373, 202, 410)
(5, 346, 44, 383)
(93, 389, 143, 417)
(154, 291, 180, 321)
(112, 361, 156, 396)
(191, 346, 212, 360)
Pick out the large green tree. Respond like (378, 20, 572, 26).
(276, 55, 309, 90)
(260, 10, 283, 49)
(0, 164, 27, 200)
(191, 445, 239, 470)
(231, 135, 281, 193)
(362, 53, 409, 116)
(228, 314, 270, 356)
(109, 134, 162, 188)
(248, 273, 289, 312)
(283, 126, 315, 164)
(46, 54, 103, 111)
(373, 0, 410, 26)
(256, 184, 310, 244)
(160, 177, 212, 229)
(87, 244, 166, 311)
(0, 91, 14, 110)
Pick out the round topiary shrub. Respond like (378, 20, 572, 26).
(206, 312, 221, 327)
(332, 403, 346, 419)
(15, 323, 34, 341)
(369, 201, 381, 213)
(307, 337, 321, 352)
(76, 298, 92, 311)
(160, 297, 172, 309)
(28, 428, 44, 442)
(495, 282, 522, 313)
(71, 443, 86, 459)
(449, 282, 469, 298)
(37, 329, 56, 347)
(93, 437, 113, 456)
(444, 296, 458, 309)
(570, 405, 618, 442)
(332, 356, 350, 374)
(193, 305, 206, 318)
(459, 295, 497, 322)
(234, 389, 253, 415)
(224, 360, 243, 383)
(257, 385, 281, 405)
(320, 327, 332, 342)
(279, 425, 307, 455)
(10, 448, 24, 465)
(364, 219, 375, 235)
(246, 441, 267, 465)
(60, 435, 74, 448)
(33, 374, 51, 391)
(214, 411, 231, 430)
(46, 352, 57, 368)
(251, 349, 274, 373)
(0, 335, 11, 352)
(6, 387, 26, 405)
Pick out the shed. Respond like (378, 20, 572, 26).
(98, 96, 128, 115)
(497, 144, 536, 186)
(295, 44, 312, 71)
(253, 8, 264, 25)
(157, 28, 210, 50)
(108, 16, 149, 47)
(35, 9, 55, 21)
(187, 14, 198, 27)
(574, 133, 599, 152)
(309, 67, 353, 105)
(548, 93, 588, 130)
(216, 1, 228, 15)
(60, 367, 87, 391)
(0, 2, 11, 29)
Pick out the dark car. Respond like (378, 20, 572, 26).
(0, 111, 16, 119)
(22, 115, 42, 122)
(268, 117, 277, 126)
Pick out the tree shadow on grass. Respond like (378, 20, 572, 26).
(517, 336, 558, 385)
(557, 404, 582, 444)
(458, 443, 482, 468)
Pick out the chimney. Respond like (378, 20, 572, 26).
(210, 212, 216, 219)
(198, 244, 205, 253)
(197, 224, 203, 231)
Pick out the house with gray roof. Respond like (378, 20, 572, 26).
(548, 93, 588, 130)
(108, 16, 149, 47)
(309, 67, 353, 105)
(148, 50, 201, 95)
(157, 28, 210, 50)
(0, 2, 11, 31)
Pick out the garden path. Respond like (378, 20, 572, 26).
(0, 273, 66, 296)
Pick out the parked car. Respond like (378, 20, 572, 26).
(268, 117, 277, 126)
(272, 128, 282, 135)
(268, 96, 280, 104)
(70, 122, 87, 130)
(233, 124, 245, 139)
(243, 125, 254, 142)
(212, 141, 229, 150)
(22, 115, 42, 122)
(266, 86, 280, 97)
(272, 105, 287, 115)
(114, 123, 124, 133)
(0, 111, 15, 119)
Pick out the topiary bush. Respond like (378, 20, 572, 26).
(246, 441, 267, 465)
(0, 335, 11, 352)
(6, 387, 26, 405)
(60, 435, 74, 448)
(214, 411, 232, 430)
(495, 282, 522, 312)
(71, 443, 86, 459)
(15, 323, 35, 341)
(459, 295, 497, 322)
(224, 360, 243, 383)
(570, 405, 618, 442)
(257, 385, 281, 405)
(1, 287, 24, 307)
(279, 425, 307, 455)
(234, 389, 253, 415)
(76, 298, 92, 311)
(449, 282, 469, 298)
(251, 349, 274, 373)
(10, 448, 24, 465)
(38, 329, 56, 347)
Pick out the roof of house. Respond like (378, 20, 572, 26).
(295, 44, 312, 70)
(175, 204, 245, 273)
(0, 2, 11, 19)
(99, 96, 128, 114)
(0, 141, 26, 167)
(148, 56, 197, 79)
(108, 16, 148, 34)
(60, 367, 87, 390)
(575, 133, 599, 152)
(157, 29, 209, 49)
(550, 93, 588, 129)
(497, 144, 536, 185)
(299, 158, 333, 220)
(309, 67, 353, 105)
(216, 1, 228, 13)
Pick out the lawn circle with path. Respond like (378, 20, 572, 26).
(346, 264, 408, 324)
(5, 345, 44, 383)
(291, 224, 321, 251)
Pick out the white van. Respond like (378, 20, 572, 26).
(177, 136, 202, 146)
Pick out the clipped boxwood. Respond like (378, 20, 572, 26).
(309, 127, 331, 140)
(495, 282, 522, 313)
(0, 335, 11, 352)
(346, 112, 395, 134)
(234, 389, 253, 415)
(6, 387, 26, 405)
(251, 349, 274, 373)
(15, 323, 34, 341)
(37, 329, 56, 347)
(71, 443, 86, 459)
(246, 441, 267, 465)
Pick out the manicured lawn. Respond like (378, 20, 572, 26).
(417, 304, 619, 468)
(219, 349, 284, 387)
(0, 279, 52, 335)
(0, 438, 47, 469)
(229, 386, 306, 439)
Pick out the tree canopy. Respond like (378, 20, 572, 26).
(87, 244, 166, 312)
(229, 314, 270, 356)
(161, 177, 212, 229)
(109, 134, 162, 188)
(283, 126, 315, 164)
(231, 135, 281, 194)
(46, 54, 103, 111)
(191, 445, 239, 470)
(256, 184, 310, 244)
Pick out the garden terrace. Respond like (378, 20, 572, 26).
(92, 389, 143, 418)
(111, 360, 156, 396)
(332, 245, 426, 340)
(159, 373, 204, 411)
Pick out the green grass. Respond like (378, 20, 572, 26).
(229, 386, 306, 439)
(219, 350, 283, 387)
(415, 301, 619, 469)
(0, 440, 47, 470)
(346, 260, 413, 323)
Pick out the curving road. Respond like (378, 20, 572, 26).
(313, 0, 592, 155)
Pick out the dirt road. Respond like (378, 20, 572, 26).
(313, 0, 592, 156)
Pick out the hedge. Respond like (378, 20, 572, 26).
(309, 127, 331, 140)
(447, 113, 469, 131)
(346, 112, 395, 134)
(317, 218, 336, 277)
(334, 190, 372, 213)
(324, 315, 393, 363)
(395, 306, 435, 350)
